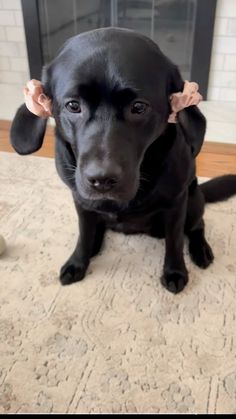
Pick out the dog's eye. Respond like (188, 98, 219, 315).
(66, 100, 81, 113)
(131, 101, 148, 114)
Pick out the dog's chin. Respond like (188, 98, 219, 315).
(75, 186, 137, 212)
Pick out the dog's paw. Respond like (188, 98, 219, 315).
(161, 270, 188, 294)
(60, 262, 87, 286)
(189, 239, 214, 269)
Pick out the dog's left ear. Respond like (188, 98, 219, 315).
(169, 65, 206, 157)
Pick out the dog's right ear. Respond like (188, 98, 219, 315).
(10, 104, 48, 155)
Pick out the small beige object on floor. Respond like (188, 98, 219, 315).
(0, 234, 6, 255)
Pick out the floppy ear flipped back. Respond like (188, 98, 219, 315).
(170, 65, 206, 157)
(178, 105, 206, 157)
(10, 65, 52, 155)
(10, 104, 47, 155)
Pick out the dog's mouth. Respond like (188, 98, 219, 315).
(76, 187, 136, 205)
(74, 180, 140, 214)
(76, 192, 131, 213)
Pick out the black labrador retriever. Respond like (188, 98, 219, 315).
(10, 28, 236, 293)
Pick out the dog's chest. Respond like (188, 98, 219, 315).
(102, 211, 153, 235)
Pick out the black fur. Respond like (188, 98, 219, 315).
(10, 28, 236, 293)
(200, 175, 236, 203)
(10, 104, 47, 155)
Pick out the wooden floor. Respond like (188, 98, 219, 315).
(1, 119, 236, 178)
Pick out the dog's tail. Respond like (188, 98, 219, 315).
(200, 175, 236, 203)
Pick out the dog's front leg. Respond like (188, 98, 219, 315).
(60, 197, 103, 285)
(161, 192, 188, 294)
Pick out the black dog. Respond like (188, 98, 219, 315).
(10, 28, 236, 293)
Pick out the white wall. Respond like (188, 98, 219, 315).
(208, 0, 236, 101)
(0, 0, 29, 120)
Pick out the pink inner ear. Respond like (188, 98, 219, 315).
(24, 79, 52, 118)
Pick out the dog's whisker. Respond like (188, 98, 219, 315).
(61, 164, 77, 173)
(62, 162, 77, 169)
(65, 175, 76, 181)
(140, 174, 150, 183)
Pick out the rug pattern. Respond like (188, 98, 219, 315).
(0, 152, 236, 413)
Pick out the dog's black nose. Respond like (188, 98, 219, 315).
(87, 175, 118, 192)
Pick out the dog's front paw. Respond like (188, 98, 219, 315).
(189, 239, 214, 269)
(60, 261, 87, 286)
(161, 269, 188, 294)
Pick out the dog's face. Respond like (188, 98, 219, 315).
(46, 29, 175, 203)
(11, 28, 205, 207)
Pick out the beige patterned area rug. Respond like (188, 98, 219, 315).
(0, 151, 236, 414)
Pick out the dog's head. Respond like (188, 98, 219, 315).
(11, 28, 205, 205)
